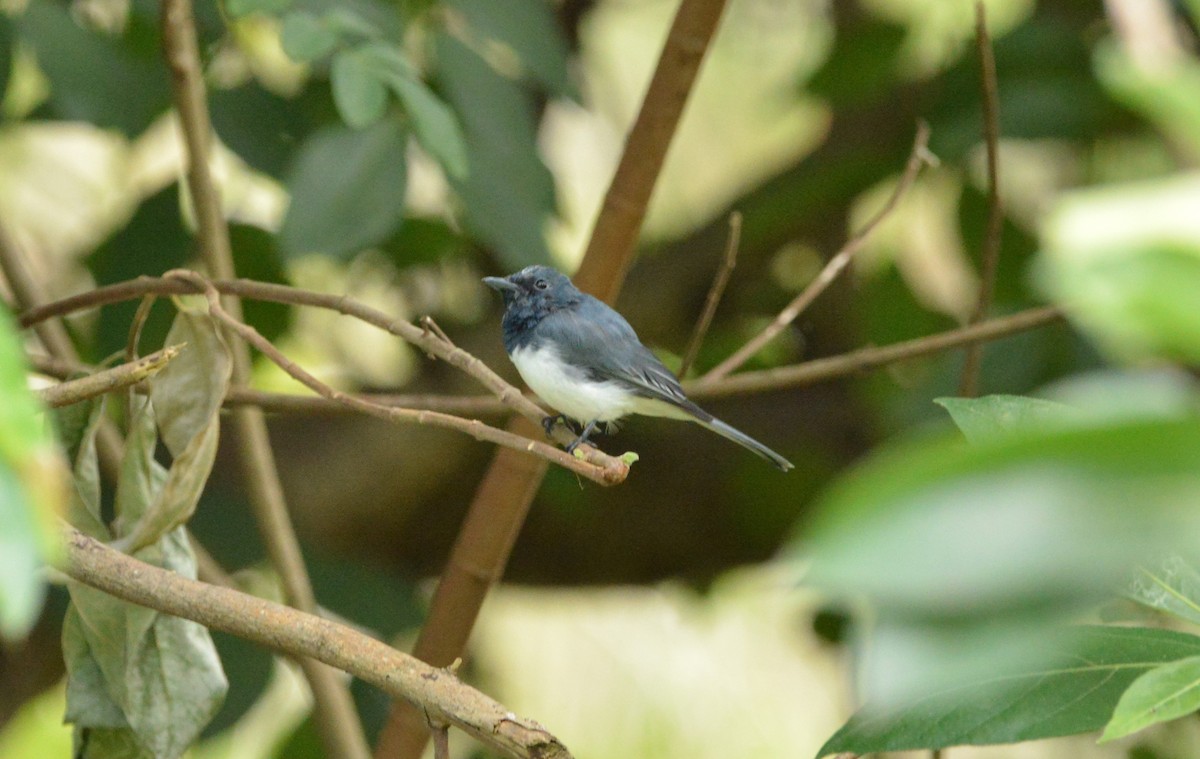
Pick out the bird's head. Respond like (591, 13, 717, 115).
(482, 265, 579, 312)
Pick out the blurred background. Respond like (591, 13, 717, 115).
(2, 0, 1199, 756)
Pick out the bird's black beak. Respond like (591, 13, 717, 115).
(482, 276, 519, 293)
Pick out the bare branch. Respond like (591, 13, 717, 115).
(61, 526, 573, 759)
(678, 212, 741, 378)
(161, 0, 368, 751)
(959, 1, 1004, 397)
(699, 121, 934, 385)
(379, 2, 733, 755)
(37, 345, 182, 408)
(17, 277, 626, 472)
(698, 306, 1064, 399)
(162, 271, 628, 486)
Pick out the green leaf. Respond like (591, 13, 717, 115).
(1101, 655, 1200, 742)
(818, 626, 1200, 756)
(808, 417, 1200, 619)
(55, 396, 109, 540)
(331, 49, 388, 129)
(445, 0, 576, 99)
(387, 72, 469, 180)
(1129, 557, 1200, 627)
(803, 415, 1200, 704)
(1039, 176, 1200, 364)
(434, 32, 554, 268)
(935, 395, 1079, 443)
(225, 0, 293, 18)
(279, 119, 408, 258)
(18, 0, 170, 135)
(280, 11, 337, 63)
(113, 309, 231, 552)
(1095, 40, 1200, 160)
(0, 306, 62, 640)
(65, 529, 228, 759)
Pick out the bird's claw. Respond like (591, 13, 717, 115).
(541, 414, 566, 437)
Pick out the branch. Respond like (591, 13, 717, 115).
(17, 277, 629, 478)
(164, 271, 627, 486)
(61, 527, 572, 759)
(699, 122, 934, 385)
(697, 306, 1064, 399)
(161, 0, 368, 752)
(958, 1, 1003, 397)
(678, 212, 741, 378)
(37, 345, 182, 408)
(573, 0, 730, 303)
(379, 1, 733, 755)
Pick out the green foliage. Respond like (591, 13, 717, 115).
(225, 0, 294, 19)
(436, 32, 554, 269)
(818, 627, 1200, 756)
(279, 119, 408, 257)
(62, 307, 231, 757)
(934, 394, 1077, 443)
(331, 48, 388, 128)
(0, 306, 60, 640)
(1101, 655, 1200, 743)
(17, 0, 169, 135)
(1129, 557, 1200, 628)
(280, 11, 338, 63)
(229, 224, 294, 342)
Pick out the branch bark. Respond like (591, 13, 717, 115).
(958, 1, 1003, 397)
(61, 527, 573, 759)
(160, 0, 369, 753)
(375, 1, 732, 756)
(36, 345, 181, 408)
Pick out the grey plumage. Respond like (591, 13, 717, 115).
(484, 265, 793, 472)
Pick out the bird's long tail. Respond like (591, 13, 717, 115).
(697, 416, 794, 472)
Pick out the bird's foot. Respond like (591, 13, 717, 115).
(564, 419, 600, 454)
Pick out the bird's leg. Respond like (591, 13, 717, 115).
(541, 413, 568, 437)
(565, 419, 600, 454)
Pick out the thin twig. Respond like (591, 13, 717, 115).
(697, 306, 1064, 399)
(699, 121, 935, 385)
(431, 725, 451, 759)
(37, 345, 182, 408)
(160, 0, 369, 753)
(22, 292, 1066, 404)
(18, 277, 626, 472)
(678, 212, 741, 378)
(163, 271, 627, 486)
(61, 526, 573, 759)
(958, 1, 1003, 398)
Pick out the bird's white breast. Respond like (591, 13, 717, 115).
(510, 344, 636, 423)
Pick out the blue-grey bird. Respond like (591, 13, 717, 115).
(483, 265, 793, 472)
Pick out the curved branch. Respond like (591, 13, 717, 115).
(61, 527, 572, 759)
(17, 277, 626, 474)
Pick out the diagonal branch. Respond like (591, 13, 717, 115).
(698, 121, 934, 385)
(377, 1, 733, 756)
(958, 1, 1004, 397)
(160, 0, 369, 754)
(16, 276, 628, 475)
(165, 270, 627, 485)
(678, 211, 741, 378)
(61, 526, 572, 759)
(37, 345, 182, 408)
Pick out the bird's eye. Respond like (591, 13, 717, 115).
(534, 279, 549, 290)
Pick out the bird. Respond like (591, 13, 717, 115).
(483, 265, 794, 472)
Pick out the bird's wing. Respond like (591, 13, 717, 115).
(538, 297, 705, 415)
